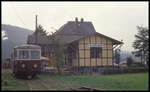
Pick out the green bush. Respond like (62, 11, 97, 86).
(131, 62, 146, 67)
(100, 67, 148, 75)
(126, 56, 134, 67)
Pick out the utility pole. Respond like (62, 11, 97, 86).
(35, 15, 38, 31)
(35, 15, 38, 44)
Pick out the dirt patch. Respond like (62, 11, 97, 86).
(39, 77, 81, 90)
(26, 79, 52, 90)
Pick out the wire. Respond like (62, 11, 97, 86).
(11, 4, 26, 27)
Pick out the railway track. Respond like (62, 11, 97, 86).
(26, 76, 104, 91)
(26, 79, 55, 90)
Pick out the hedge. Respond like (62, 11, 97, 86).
(100, 67, 148, 75)
(131, 62, 146, 67)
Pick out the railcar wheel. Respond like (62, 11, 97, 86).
(27, 75, 32, 79)
(32, 74, 36, 78)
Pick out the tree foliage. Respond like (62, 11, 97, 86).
(132, 26, 149, 64)
(114, 49, 121, 64)
(48, 32, 67, 75)
(126, 56, 134, 67)
(36, 24, 49, 36)
(35, 25, 67, 74)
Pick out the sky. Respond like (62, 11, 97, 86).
(2, 1, 149, 51)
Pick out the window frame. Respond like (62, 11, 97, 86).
(30, 50, 41, 59)
(18, 49, 30, 59)
(17, 49, 41, 60)
(90, 47, 102, 58)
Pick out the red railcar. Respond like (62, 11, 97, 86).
(10, 44, 42, 79)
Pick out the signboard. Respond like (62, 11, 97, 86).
(88, 44, 104, 47)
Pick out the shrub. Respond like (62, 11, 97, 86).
(126, 56, 134, 67)
(131, 62, 146, 67)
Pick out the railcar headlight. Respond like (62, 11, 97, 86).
(22, 64, 26, 68)
(34, 64, 37, 68)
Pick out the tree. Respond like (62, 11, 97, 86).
(126, 56, 133, 67)
(48, 32, 66, 75)
(132, 26, 149, 65)
(35, 25, 67, 74)
(36, 24, 48, 36)
(114, 49, 121, 66)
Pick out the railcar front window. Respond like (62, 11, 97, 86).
(19, 50, 29, 59)
(31, 50, 40, 59)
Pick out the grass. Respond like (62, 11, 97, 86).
(39, 73, 149, 90)
(1, 69, 29, 90)
(1, 69, 149, 91)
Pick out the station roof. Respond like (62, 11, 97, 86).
(27, 18, 123, 45)
(56, 20, 123, 45)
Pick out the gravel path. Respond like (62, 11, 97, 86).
(26, 76, 78, 90)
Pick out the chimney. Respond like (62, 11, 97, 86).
(81, 18, 84, 22)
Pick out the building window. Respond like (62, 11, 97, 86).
(90, 47, 102, 58)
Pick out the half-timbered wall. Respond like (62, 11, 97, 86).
(73, 34, 113, 67)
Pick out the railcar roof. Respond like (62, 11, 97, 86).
(14, 44, 41, 49)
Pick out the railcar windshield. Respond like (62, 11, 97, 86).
(31, 50, 40, 59)
(19, 50, 30, 59)
(17, 49, 40, 60)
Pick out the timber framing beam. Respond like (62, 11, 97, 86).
(77, 42, 80, 72)
(113, 44, 119, 49)
(95, 35, 97, 67)
(106, 39, 108, 66)
(101, 37, 103, 67)
(89, 36, 92, 72)
(84, 38, 86, 68)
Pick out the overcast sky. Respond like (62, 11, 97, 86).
(2, 1, 149, 51)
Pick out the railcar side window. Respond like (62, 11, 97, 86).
(31, 50, 40, 59)
(19, 50, 29, 59)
